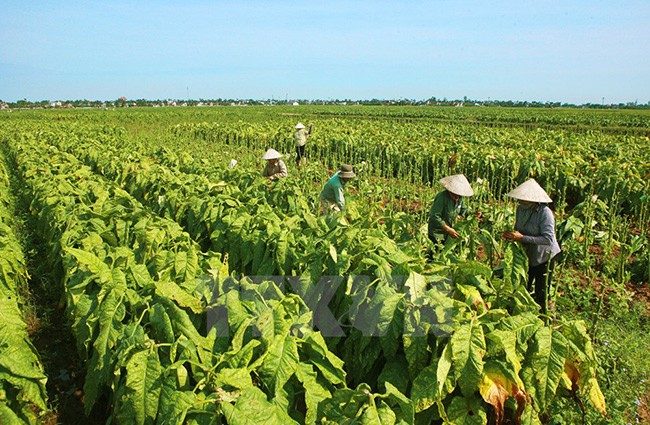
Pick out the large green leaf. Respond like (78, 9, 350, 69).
(500, 312, 543, 346)
(404, 272, 427, 303)
(295, 363, 332, 425)
(223, 338, 261, 370)
(113, 348, 163, 425)
(303, 332, 346, 385)
(500, 243, 528, 289)
(83, 288, 126, 413)
(0, 402, 25, 425)
(451, 320, 486, 397)
(156, 296, 203, 345)
(446, 396, 487, 425)
(437, 343, 453, 397)
(377, 382, 414, 424)
(65, 247, 113, 284)
(411, 362, 439, 413)
(212, 367, 254, 390)
(317, 384, 373, 424)
(257, 334, 300, 395)
(148, 302, 175, 343)
(0, 321, 48, 412)
(350, 279, 404, 359)
(403, 333, 430, 380)
(154, 279, 204, 314)
(521, 326, 568, 415)
(155, 374, 198, 425)
(485, 329, 523, 386)
(220, 386, 299, 425)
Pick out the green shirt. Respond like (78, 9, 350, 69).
(427, 190, 467, 241)
(320, 172, 346, 209)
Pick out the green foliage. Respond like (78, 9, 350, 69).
(0, 154, 49, 423)
(2, 106, 646, 424)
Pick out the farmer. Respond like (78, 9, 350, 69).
(293, 122, 313, 167)
(261, 148, 288, 180)
(427, 174, 474, 243)
(319, 164, 355, 213)
(502, 178, 561, 313)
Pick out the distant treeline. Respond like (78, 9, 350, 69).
(2, 97, 649, 109)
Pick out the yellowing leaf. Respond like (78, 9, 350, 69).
(587, 377, 607, 416)
(328, 244, 337, 264)
(479, 363, 528, 425)
(561, 360, 579, 392)
(479, 374, 509, 424)
(154, 280, 204, 314)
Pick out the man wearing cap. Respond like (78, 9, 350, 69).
(261, 148, 288, 180)
(294, 122, 313, 167)
(502, 178, 561, 313)
(427, 174, 474, 242)
(319, 165, 355, 213)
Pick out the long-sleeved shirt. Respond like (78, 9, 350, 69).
(294, 129, 309, 147)
(319, 172, 346, 209)
(262, 160, 288, 180)
(427, 190, 467, 241)
(514, 204, 561, 266)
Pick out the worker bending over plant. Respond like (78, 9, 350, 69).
(427, 174, 474, 243)
(261, 148, 288, 180)
(319, 164, 355, 213)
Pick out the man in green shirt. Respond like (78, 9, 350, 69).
(427, 174, 474, 242)
(319, 164, 355, 213)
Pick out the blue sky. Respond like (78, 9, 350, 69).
(1, 1, 649, 104)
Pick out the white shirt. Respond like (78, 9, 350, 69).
(294, 129, 309, 147)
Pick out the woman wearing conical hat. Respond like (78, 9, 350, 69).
(293, 122, 313, 167)
(502, 179, 561, 313)
(261, 148, 288, 180)
(427, 174, 474, 242)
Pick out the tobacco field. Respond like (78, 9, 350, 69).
(0, 105, 648, 424)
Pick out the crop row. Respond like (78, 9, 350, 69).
(171, 117, 650, 220)
(16, 105, 650, 131)
(304, 105, 650, 131)
(5, 134, 225, 422)
(0, 150, 49, 424)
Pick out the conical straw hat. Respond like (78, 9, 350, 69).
(506, 179, 552, 203)
(439, 174, 474, 197)
(295, 122, 306, 129)
(262, 148, 282, 160)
